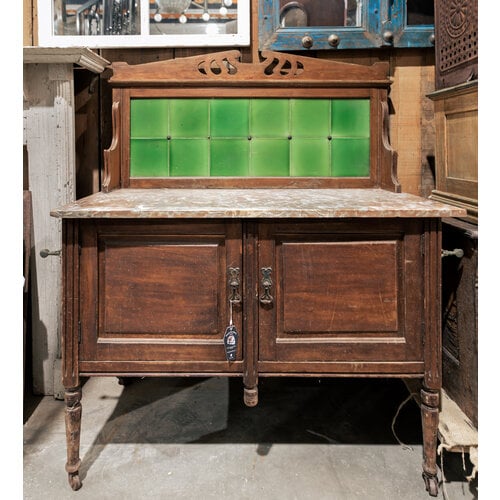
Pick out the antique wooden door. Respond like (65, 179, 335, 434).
(257, 220, 426, 375)
(78, 219, 243, 373)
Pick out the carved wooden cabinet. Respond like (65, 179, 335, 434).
(52, 51, 465, 496)
(434, 0, 478, 90)
(431, 0, 478, 431)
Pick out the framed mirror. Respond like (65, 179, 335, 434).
(260, 0, 435, 51)
(37, 0, 250, 47)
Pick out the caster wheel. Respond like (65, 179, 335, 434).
(422, 472, 439, 497)
(68, 472, 82, 491)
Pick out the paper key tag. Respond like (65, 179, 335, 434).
(223, 325, 239, 361)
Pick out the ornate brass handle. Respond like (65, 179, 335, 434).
(259, 267, 273, 305)
(228, 267, 241, 304)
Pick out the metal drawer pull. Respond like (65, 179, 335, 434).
(259, 267, 273, 305)
(441, 248, 464, 258)
(40, 248, 61, 258)
(228, 267, 241, 304)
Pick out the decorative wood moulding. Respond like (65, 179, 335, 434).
(109, 50, 391, 88)
(23, 47, 110, 74)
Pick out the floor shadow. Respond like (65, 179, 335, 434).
(23, 390, 43, 424)
(79, 376, 423, 480)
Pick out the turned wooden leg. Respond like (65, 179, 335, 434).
(65, 387, 83, 491)
(244, 385, 258, 407)
(420, 387, 440, 497)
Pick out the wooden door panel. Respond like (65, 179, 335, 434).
(79, 220, 242, 367)
(258, 220, 423, 365)
(282, 241, 399, 333)
(101, 241, 220, 335)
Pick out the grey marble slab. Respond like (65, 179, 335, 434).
(51, 188, 467, 219)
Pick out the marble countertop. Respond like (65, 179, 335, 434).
(51, 188, 467, 219)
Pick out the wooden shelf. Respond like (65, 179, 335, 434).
(23, 47, 110, 73)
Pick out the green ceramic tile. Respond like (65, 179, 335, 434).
(331, 138, 370, 177)
(170, 139, 209, 176)
(331, 99, 370, 137)
(130, 139, 168, 177)
(291, 99, 330, 137)
(250, 99, 289, 137)
(210, 139, 249, 176)
(250, 139, 290, 176)
(130, 99, 169, 138)
(211, 99, 249, 137)
(290, 139, 330, 176)
(170, 99, 209, 138)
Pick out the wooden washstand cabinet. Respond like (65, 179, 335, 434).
(51, 51, 465, 496)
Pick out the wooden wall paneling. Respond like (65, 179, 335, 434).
(388, 49, 435, 196)
(420, 62, 437, 198)
(23, 0, 33, 46)
(390, 52, 423, 195)
(23, 0, 38, 46)
(74, 68, 102, 198)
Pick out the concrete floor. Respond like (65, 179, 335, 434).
(24, 376, 477, 499)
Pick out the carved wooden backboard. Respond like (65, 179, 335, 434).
(103, 50, 399, 192)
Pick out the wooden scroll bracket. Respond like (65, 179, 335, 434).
(102, 101, 121, 193)
(380, 99, 401, 193)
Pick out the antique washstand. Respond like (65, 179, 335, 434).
(51, 50, 466, 495)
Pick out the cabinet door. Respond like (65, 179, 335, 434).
(79, 220, 242, 374)
(257, 220, 425, 375)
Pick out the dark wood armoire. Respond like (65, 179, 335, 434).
(430, 0, 478, 428)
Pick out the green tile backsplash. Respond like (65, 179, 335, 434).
(130, 139, 168, 177)
(331, 99, 370, 138)
(130, 99, 169, 138)
(170, 139, 209, 177)
(291, 99, 330, 137)
(250, 99, 289, 138)
(250, 139, 290, 176)
(332, 138, 370, 177)
(210, 139, 249, 176)
(291, 139, 331, 177)
(210, 99, 249, 138)
(129, 98, 370, 178)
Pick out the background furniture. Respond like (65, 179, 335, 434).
(429, 0, 478, 484)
